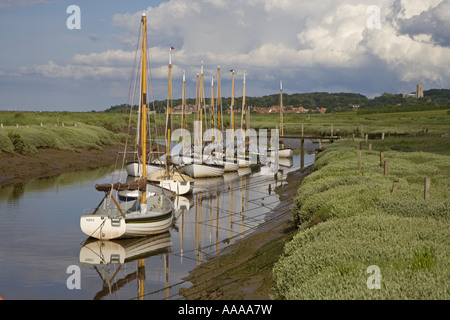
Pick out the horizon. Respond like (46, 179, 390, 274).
(1, 1, 449, 112)
(2, 87, 448, 113)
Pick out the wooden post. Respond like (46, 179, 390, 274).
(300, 138, 304, 168)
(424, 177, 431, 200)
(357, 150, 361, 170)
(392, 180, 399, 194)
(361, 124, 364, 138)
(301, 123, 304, 137)
(365, 134, 368, 143)
(380, 152, 384, 167)
(384, 161, 389, 176)
(369, 143, 372, 153)
(381, 132, 385, 140)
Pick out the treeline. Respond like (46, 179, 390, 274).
(104, 89, 450, 113)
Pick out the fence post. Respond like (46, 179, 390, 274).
(380, 152, 384, 167)
(392, 180, 399, 194)
(357, 150, 361, 171)
(384, 161, 389, 176)
(424, 177, 431, 200)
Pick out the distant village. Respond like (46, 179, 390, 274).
(171, 104, 327, 115)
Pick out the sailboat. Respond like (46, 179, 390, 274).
(268, 80, 294, 158)
(147, 47, 193, 195)
(237, 71, 252, 167)
(80, 13, 174, 240)
(180, 61, 225, 178)
(214, 66, 239, 172)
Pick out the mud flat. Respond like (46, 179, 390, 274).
(0, 145, 120, 187)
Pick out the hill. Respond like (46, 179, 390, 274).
(104, 89, 450, 113)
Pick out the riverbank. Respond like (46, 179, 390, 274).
(0, 145, 120, 187)
(273, 135, 450, 299)
(179, 165, 313, 300)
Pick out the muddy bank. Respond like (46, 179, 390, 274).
(0, 145, 120, 187)
(179, 165, 313, 300)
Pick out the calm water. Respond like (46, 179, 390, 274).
(0, 152, 315, 300)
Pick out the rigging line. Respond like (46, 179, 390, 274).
(110, 22, 142, 184)
(147, 44, 161, 159)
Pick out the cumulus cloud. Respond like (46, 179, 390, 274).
(9, 0, 450, 98)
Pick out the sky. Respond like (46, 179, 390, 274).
(0, 0, 449, 111)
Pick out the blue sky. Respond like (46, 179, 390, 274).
(1, 0, 449, 111)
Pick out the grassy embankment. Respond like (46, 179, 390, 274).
(272, 134, 450, 299)
(0, 111, 126, 154)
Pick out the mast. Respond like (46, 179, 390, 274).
(211, 76, 214, 128)
(280, 80, 284, 149)
(230, 70, 235, 132)
(200, 61, 204, 147)
(141, 13, 148, 206)
(166, 47, 174, 175)
(182, 70, 186, 149)
(217, 66, 221, 129)
(242, 71, 246, 133)
(196, 73, 199, 121)
(241, 71, 246, 156)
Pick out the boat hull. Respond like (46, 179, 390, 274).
(126, 161, 165, 177)
(147, 170, 193, 195)
(268, 148, 294, 158)
(181, 163, 225, 178)
(81, 195, 174, 240)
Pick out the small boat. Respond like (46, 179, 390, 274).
(80, 179, 174, 240)
(146, 48, 193, 195)
(147, 169, 193, 195)
(181, 160, 225, 178)
(80, 13, 174, 240)
(126, 160, 165, 177)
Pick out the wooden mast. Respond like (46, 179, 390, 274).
(241, 71, 246, 157)
(280, 80, 284, 149)
(217, 66, 221, 130)
(230, 70, 235, 132)
(182, 70, 186, 149)
(141, 13, 148, 206)
(200, 61, 204, 148)
(210, 76, 214, 128)
(166, 47, 173, 175)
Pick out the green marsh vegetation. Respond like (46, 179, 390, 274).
(273, 135, 450, 299)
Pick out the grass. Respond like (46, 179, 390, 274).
(272, 136, 450, 300)
(0, 124, 121, 154)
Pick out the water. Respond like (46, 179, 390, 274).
(0, 152, 315, 300)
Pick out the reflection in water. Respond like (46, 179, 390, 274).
(80, 232, 172, 300)
(0, 165, 115, 201)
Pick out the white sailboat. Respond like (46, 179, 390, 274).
(147, 48, 193, 195)
(80, 13, 174, 240)
(181, 61, 225, 178)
